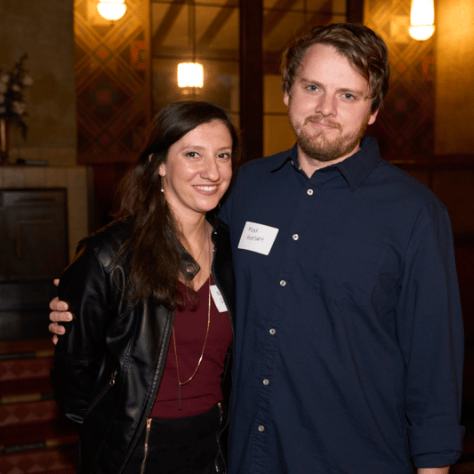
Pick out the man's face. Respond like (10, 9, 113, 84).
(283, 43, 378, 173)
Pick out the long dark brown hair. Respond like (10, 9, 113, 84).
(114, 101, 240, 309)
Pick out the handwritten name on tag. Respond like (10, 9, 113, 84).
(237, 221, 279, 256)
(210, 285, 228, 313)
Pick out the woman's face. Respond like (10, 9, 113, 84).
(159, 120, 233, 219)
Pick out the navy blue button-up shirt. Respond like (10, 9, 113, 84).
(220, 138, 464, 473)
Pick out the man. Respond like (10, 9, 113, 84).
(50, 23, 463, 473)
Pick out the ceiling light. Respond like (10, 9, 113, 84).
(177, 62, 204, 88)
(97, 0, 127, 21)
(177, 0, 204, 90)
(409, 0, 435, 40)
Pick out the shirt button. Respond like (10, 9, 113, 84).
(280, 280, 287, 287)
(269, 328, 276, 335)
(292, 234, 299, 241)
(307, 189, 314, 196)
(258, 425, 265, 432)
(263, 379, 270, 385)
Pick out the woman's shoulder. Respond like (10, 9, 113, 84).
(77, 218, 132, 270)
(89, 218, 131, 244)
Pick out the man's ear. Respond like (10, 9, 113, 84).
(368, 109, 379, 126)
(283, 91, 290, 107)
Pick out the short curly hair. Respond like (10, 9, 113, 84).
(281, 23, 390, 113)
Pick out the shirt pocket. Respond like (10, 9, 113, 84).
(314, 233, 387, 308)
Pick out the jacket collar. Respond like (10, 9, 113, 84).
(180, 211, 226, 281)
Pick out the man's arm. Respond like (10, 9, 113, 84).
(397, 209, 464, 468)
(418, 468, 449, 474)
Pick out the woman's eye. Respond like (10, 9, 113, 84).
(218, 153, 231, 159)
(185, 151, 198, 158)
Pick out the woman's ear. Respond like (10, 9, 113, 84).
(158, 162, 166, 177)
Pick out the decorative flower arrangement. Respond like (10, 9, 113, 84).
(0, 54, 33, 139)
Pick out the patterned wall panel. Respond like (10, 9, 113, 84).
(74, 0, 151, 163)
(364, 0, 435, 159)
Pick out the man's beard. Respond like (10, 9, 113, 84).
(290, 113, 371, 163)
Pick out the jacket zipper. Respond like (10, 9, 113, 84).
(85, 370, 118, 415)
(109, 370, 117, 386)
(211, 235, 234, 474)
(140, 418, 152, 474)
(121, 307, 174, 473)
(214, 402, 224, 472)
(211, 240, 234, 409)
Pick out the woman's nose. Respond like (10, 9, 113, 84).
(201, 157, 220, 181)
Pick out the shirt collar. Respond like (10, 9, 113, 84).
(336, 137, 382, 191)
(270, 143, 299, 172)
(271, 137, 381, 192)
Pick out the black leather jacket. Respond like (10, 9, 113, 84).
(51, 217, 235, 474)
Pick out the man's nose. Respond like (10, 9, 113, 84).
(316, 93, 337, 117)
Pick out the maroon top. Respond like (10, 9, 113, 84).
(149, 277, 232, 418)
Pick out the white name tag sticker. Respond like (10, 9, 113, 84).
(237, 221, 279, 256)
(210, 285, 228, 313)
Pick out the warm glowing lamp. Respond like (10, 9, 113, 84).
(409, 0, 435, 40)
(97, 0, 127, 21)
(177, 0, 204, 90)
(177, 62, 204, 88)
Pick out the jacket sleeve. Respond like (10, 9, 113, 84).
(50, 240, 112, 425)
(396, 208, 464, 468)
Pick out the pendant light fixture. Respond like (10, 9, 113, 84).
(177, 0, 204, 90)
(177, 62, 204, 88)
(409, 0, 435, 41)
(97, 0, 127, 21)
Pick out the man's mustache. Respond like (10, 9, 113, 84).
(304, 115, 342, 131)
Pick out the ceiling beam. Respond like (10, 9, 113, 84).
(152, 0, 186, 50)
(198, 0, 236, 48)
(263, 0, 301, 37)
(293, 0, 333, 38)
(262, 0, 333, 74)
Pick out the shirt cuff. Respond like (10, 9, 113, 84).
(408, 425, 465, 468)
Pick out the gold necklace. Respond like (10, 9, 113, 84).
(192, 230, 207, 267)
(173, 240, 211, 410)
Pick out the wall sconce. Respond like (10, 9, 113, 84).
(97, 0, 127, 21)
(177, 0, 204, 91)
(409, 0, 435, 40)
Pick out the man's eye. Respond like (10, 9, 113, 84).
(307, 85, 319, 91)
(343, 93, 355, 100)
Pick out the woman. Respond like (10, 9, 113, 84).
(50, 101, 238, 474)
